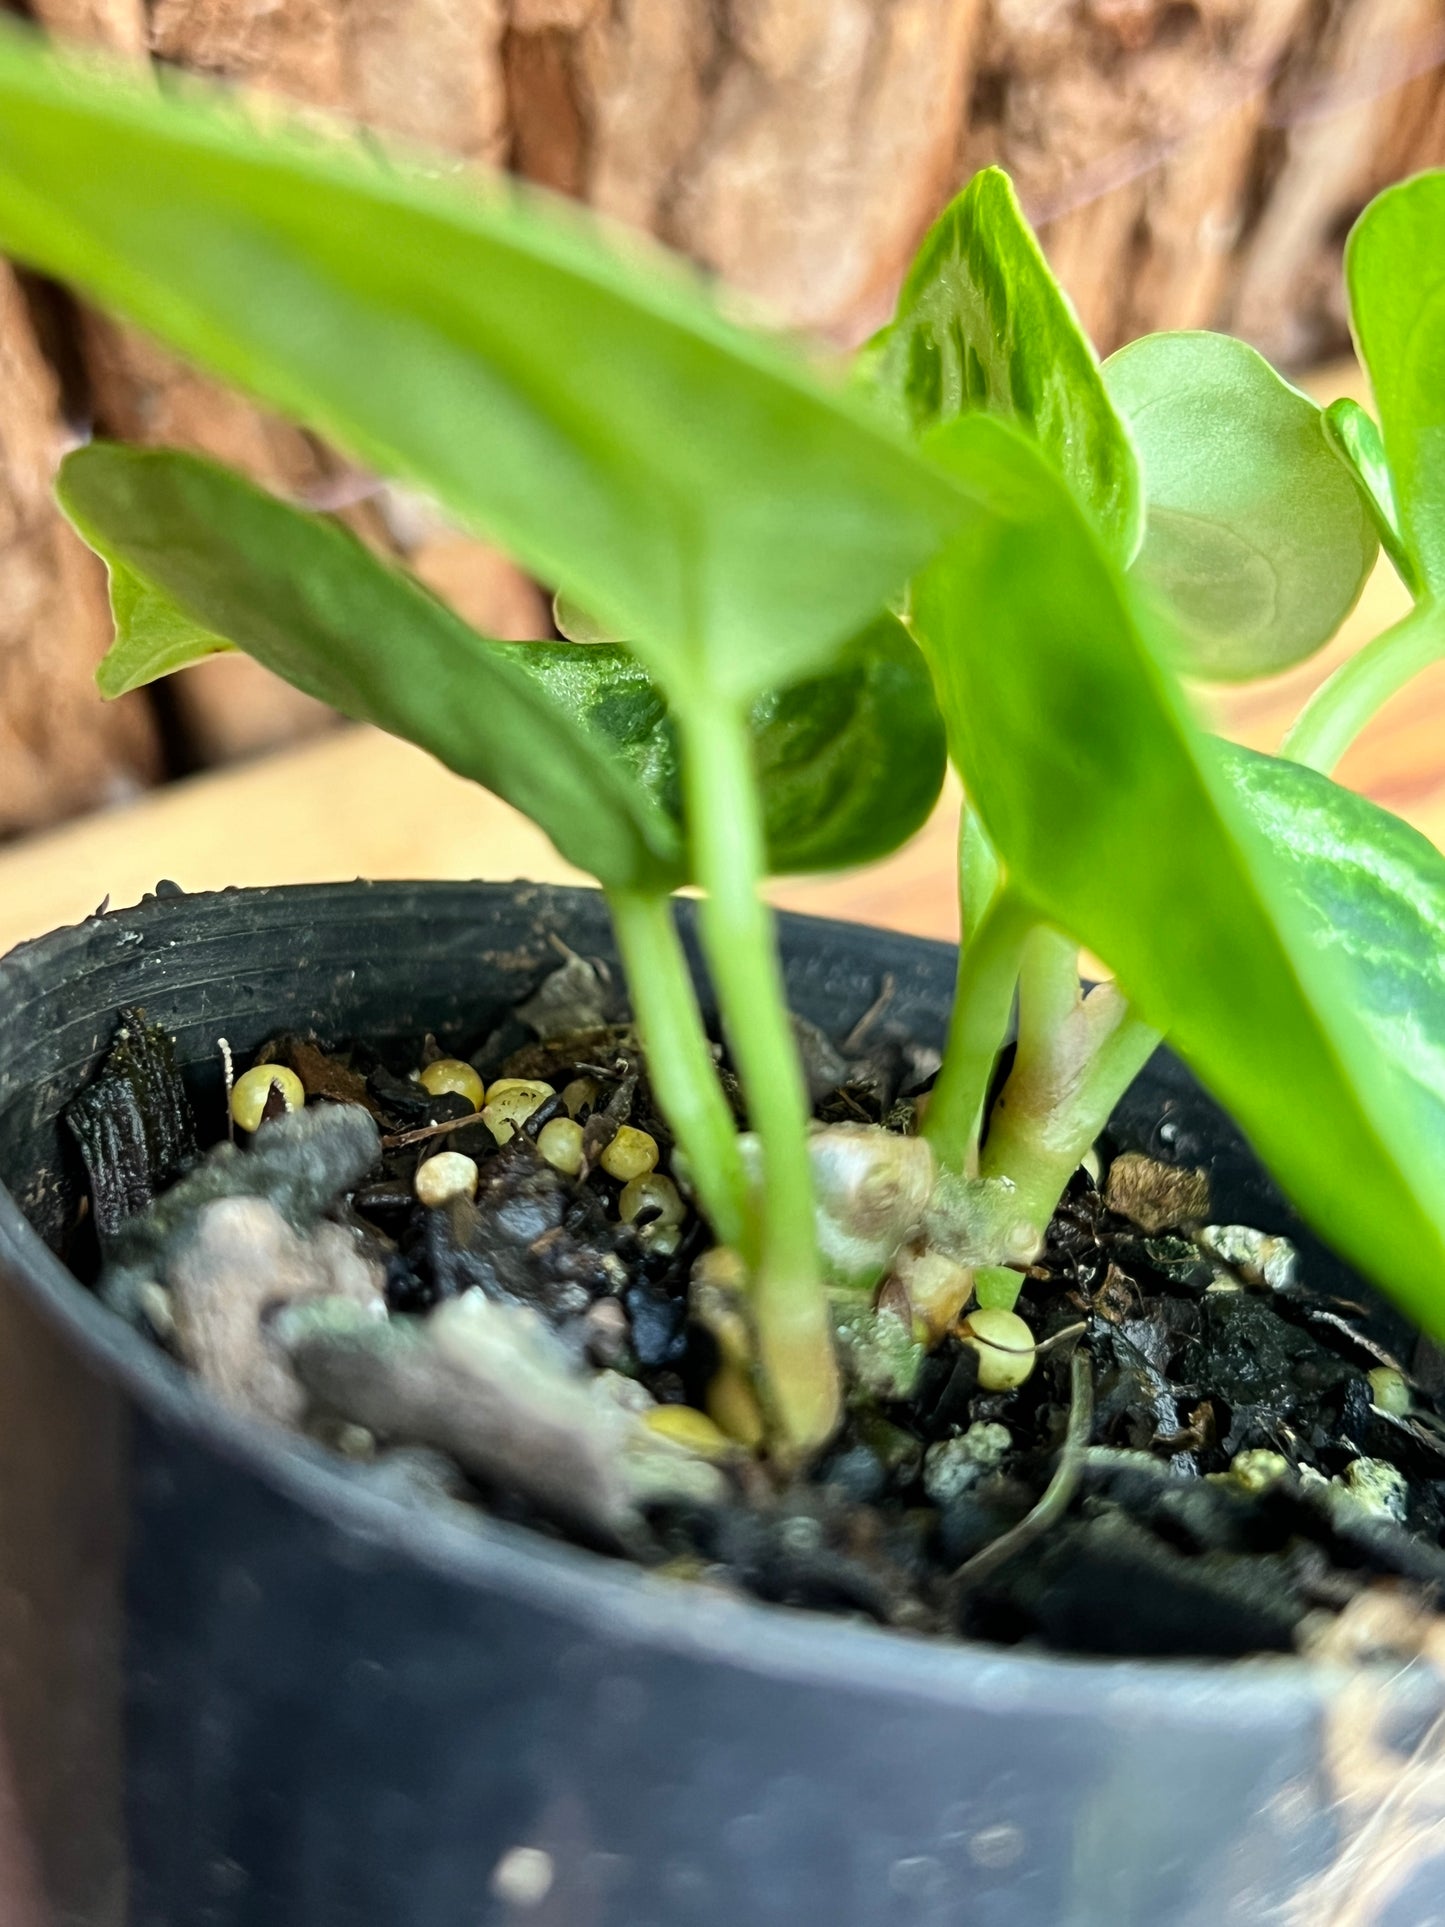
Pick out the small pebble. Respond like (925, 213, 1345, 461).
(619, 1172, 684, 1227)
(419, 1058, 484, 1110)
(537, 1116, 585, 1176)
(1198, 1224, 1298, 1293)
(638, 1222, 682, 1258)
(483, 1080, 554, 1144)
(957, 1307, 1036, 1392)
(600, 1126, 658, 1183)
(1367, 1366, 1412, 1417)
(414, 1151, 479, 1208)
(1229, 1448, 1291, 1493)
(489, 1846, 554, 1908)
(230, 1063, 305, 1133)
(561, 1076, 600, 1118)
(923, 1421, 1011, 1505)
(1339, 1457, 1409, 1524)
(582, 1296, 629, 1366)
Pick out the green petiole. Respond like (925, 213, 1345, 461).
(676, 699, 840, 1454)
(1282, 600, 1444, 775)
(923, 885, 1031, 1175)
(605, 886, 750, 1253)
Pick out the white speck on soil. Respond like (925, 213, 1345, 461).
(490, 1846, 555, 1908)
(966, 1822, 1026, 1870)
(888, 1854, 946, 1899)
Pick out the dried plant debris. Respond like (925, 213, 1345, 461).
(65, 1007, 199, 1237)
(63, 959, 1445, 1659)
(169, 1199, 385, 1424)
(277, 1292, 724, 1550)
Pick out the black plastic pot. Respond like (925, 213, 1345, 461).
(0, 880, 1441, 1927)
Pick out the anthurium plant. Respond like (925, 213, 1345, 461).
(1, 28, 1443, 1460)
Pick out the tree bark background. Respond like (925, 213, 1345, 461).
(6, 0, 1445, 837)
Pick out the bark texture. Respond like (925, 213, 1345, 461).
(7, 0, 1445, 833)
(0, 264, 158, 837)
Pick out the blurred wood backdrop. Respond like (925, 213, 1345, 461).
(4, 0, 1445, 838)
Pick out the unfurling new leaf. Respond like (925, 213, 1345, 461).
(874, 165, 1141, 563)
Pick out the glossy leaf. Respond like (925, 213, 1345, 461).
(1219, 741, 1445, 1116)
(62, 443, 945, 882)
(60, 442, 682, 891)
(0, 26, 963, 707)
(1323, 396, 1419, 596)
(522, 618, 946, 874)
(750, 617, 947, 873)
(1347, 170, 1445, 594)
(876, 166, 1140, 561)
(910, 412, 1445, 1339)
(1104, 333, 1377, 680)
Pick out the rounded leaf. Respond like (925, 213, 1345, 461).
(1104, 332, 1377, 680)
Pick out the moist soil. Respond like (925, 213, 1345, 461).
(58, 959, 1445, 1665)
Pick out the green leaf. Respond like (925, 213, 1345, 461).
(521, 616, 946, 873)
(876, 166, 1140, 562)
(1347, 171, 1445, 595)
(750, 618, 947, 873)
(60, 442, 683, 891)
(910, 412, 1445, 1340)
(105, 558, 233, 685)
(62, 442, 944, 883)
(1218, 740, 1445, 1121)
(1323, 396, 1420, 596)
(1103, 332, 1377, 680)
(0, 25, 964, 706)
(551, 592, 618, 646)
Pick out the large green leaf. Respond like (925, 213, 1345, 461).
(1347, 170, 1445, 595)
(875, 167, 1140, 562)
(1104, 332, 1377, 680)
(0, 26, 963, 706)
(60, 442, 681, 890)
(910, 412, 1445, 1338)
(61, 443, 945, 882)
(1219, 741, 1445, 1117)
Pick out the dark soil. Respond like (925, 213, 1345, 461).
(61, 967, 1445, 1664)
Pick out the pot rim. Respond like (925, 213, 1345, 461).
(0, 879, 1382, 1720)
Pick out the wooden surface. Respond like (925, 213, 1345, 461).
(0, 364, 1423, 962)
(6, 0, 1445, 839)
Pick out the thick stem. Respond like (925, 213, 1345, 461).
(923, 888, 1032, 1175)
(981, 973, 1160, 1253)
(1282, 600, 1441, 774)
(606, 886, 749, 1252)
(1015, 925, 1082, 1065)
(676, 699, 839, 1454)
